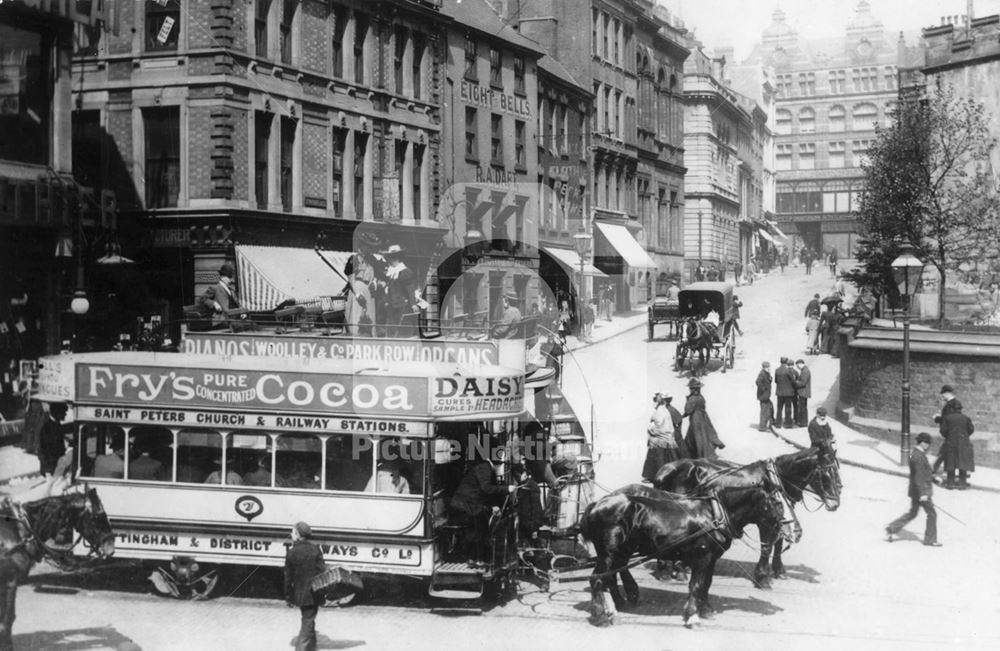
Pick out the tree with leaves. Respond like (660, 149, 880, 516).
(846, 82, 1000, 327)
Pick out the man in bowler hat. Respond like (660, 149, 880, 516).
(886, 433, 940, 546)
(285, 521, 326, 651)
(755, 361, 773, 432)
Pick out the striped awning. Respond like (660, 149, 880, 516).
(542, 246, 607, 277)
(235, 245, 352, 311)
(594, 222, 658, 270)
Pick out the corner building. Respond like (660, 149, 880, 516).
(71, 0, 449, 341)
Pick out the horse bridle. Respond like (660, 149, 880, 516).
(4, 492, 112, 569)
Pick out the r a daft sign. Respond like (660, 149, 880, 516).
(431, 375, 523, 416)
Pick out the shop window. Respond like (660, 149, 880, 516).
(146, 0, 180, 52)
(276, 433, 322, 489)
(126, 425, 174, 481)
(176, 429, 221, 483)
(79, 423, 127, 479)
(325, 434, 373, 491)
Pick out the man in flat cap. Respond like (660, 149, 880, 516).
(285, 521, 326, 651)
(808, 407, 835, 464)
(886, 432, 940, 546)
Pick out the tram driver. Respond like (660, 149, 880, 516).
(448, 442, 517, 564)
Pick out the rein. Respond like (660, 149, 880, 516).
(3, 495, 104, 571)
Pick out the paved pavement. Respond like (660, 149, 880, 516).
(562, 284, 1000, 495)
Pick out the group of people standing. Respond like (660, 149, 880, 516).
(756, 357, 812, 431)
(343, 233, 425, 338)
(803, 293, 845, 356)
(641, 378, 725, 482)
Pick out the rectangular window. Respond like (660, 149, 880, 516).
(354, 15, 369, 85)
(603, 13, 610, 59)
(412, 33, 425, 100)
(592, 8, 599, 57)
(332, 127, 346, 215)
(489, 48, 502, 87)
(514, 120, 526, 169)
(280, 116, 295, 212)
(513, 55, 525, 95)
(394, 25, 406, 95)
(144, 107, 180, 208)
(798, 143, 815, 170)
(413, 144, 424, 221)
(557, 105, 566, 155)
(255, 0, 270, 58)
(828, 141, 845, 168)
(146, 0, 180, 52)
(331, 7, 346, 77)
(354, 132, 367, 217)
(603, 87, 611, 134)
(776, 144, 792, 171)
(464, 36, 478, 80)
(395, 139, 406, 221)
(254, 111, 271, 209)
(280, 0, 295, 65)
(465, 107, 478, 160)
(72, 110, 102, 189)
(490, 114, 503, 163)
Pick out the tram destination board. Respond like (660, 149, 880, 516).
(80, 406, 431, 436)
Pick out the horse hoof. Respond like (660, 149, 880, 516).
(774, 573, 787, 580)
(684, 614, 702, 629)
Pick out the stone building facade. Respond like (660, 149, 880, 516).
(742, 2, 922, 259)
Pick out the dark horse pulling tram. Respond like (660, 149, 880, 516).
(653, 448, 842, 588)
(0, 465, 116, 651)
(579, 460, 801, 628)
(673, 282, 737, 374)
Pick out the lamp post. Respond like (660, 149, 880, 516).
(573, 229, 592, 340)
(891, 242, 925, 465)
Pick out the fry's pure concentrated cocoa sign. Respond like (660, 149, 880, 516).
(78, 364, 425, 417)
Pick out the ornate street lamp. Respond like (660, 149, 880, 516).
(891, 242, 925, 465)
(573, 229, 592, 339)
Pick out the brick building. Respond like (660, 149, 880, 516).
(742, 2, 923, 259)
(498, 0, 688, 310)
(1, 0, 104, 418)
(71, 0, 448, 342)
(436, 0, 545, 327)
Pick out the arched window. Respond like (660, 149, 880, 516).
(852, 103, 878, 131)
(828, 105, 846, 133)
(798, 107, 815, 134)
(775, 109, 792, 135)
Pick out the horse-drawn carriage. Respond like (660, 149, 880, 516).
(674, 282, 738, 373)
(647, 277, 681, 340)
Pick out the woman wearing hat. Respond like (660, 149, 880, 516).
(343, 230, 384, 336)
(379, 244, 420, 337)
(682, 378, 725, 459)
(642, 391, 685, 482)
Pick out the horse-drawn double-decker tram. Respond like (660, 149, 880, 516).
(674, 282, 738, 373)
(33, 320, 595, 602)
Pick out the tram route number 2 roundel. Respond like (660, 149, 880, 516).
(235, 495, 264, 522)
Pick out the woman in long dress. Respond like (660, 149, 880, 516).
(343, 248, 382, 336)
(642, 391, 685, 482)
(682, 379, 725, 459)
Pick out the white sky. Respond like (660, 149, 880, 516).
(658, 0, 1000, 61)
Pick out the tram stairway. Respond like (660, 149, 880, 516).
(428, 561, 486, 599)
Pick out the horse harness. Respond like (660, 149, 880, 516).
(0, 495, 96, 569)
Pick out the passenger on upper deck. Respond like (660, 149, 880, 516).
(379, 244, 421, 338)
(493, 292, 522, 339)
(197, 262, 241, 324)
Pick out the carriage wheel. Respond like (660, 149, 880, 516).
(725, 336, 736, 370)
(648, 317, 654, 341)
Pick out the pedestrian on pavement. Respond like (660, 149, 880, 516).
(807, 406, 835, 462)
(683, 378, 725, 459)
(936, 387, 975, 490)
(694, 261, 706, 283)
(734, 261, 744, 286)
(755, 361, 774, 432)
(804, 293, 821, 318)
(828, 246, 839, 278)
(931, 385, 961, 477)
(706, 265, 720, 281)
(731, 295, 744, 336)
(774, 357, 797, 428)
(37, 402, 69, 476)
(886, 432, 941, 546)
(642, 391, 685, 482)
(804, 247, 814, 275)
(805, 310, 821, 355)
(284, 521, 327, 651)
(778, 249, 788, 273)
(794, 359, 811, 427)
(581, 299, 596, 342)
